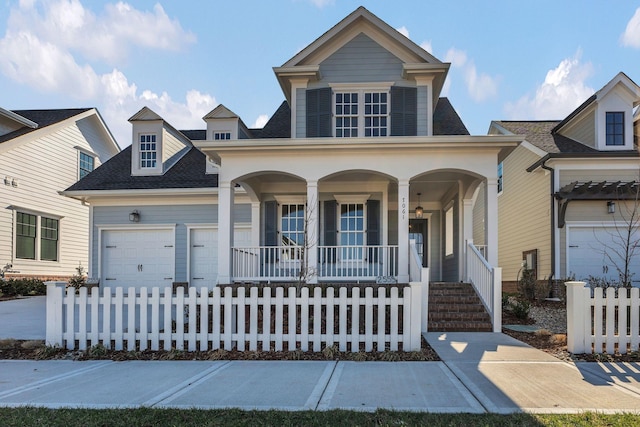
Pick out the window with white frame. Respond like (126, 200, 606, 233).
(445, 206, 454, 256)
(16, 212, 59, 261)
(605, 112, 624, 146)
(340, 203, 365, 260)
(334, 90, 388, 137)
(139, 134, 157, 168)
(79, 152, 94, 179)
(497, 162, 503, 193)
(280, 203, 305, 260)
(214, 132, 231, 140)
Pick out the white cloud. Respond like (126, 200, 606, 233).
(251, 114, 269, 129)
(396, 26, 409, 38)
(420, 40, 432, 54)
(308, 0, 334, 8)
(0, 1, 211, 146)
(443, 47, 497, 102)
(621, 7, 640, 48)
(505, 52, 594, 120)
(6, 0, 196, 64)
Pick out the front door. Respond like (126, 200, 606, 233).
(409, 219, 428, 267)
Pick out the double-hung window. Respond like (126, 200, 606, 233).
(334, 87, 389, 138)
(79, 152, 94, 179)
(340, 203, 365, 260)
(16, 212, 59, 261)
(280, 203, 305, 261)
(139, 134, 157, 168)
(605, 112, 624, 146)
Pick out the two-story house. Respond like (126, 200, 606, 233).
(0, 107, 120, 280)
(489, 72, 640, 291)
(63, 7, 519, 298)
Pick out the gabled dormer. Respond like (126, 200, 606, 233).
(0, 107, 38, 137)
(552, 72, 640, 151)
(203, 104, 251, 141)
(273, 6, 450, 139)
(129, 107, 192, 176)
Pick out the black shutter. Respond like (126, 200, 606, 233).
(367, 200, 380, 263)
(264, 200, 278, 263)
(390, 86, 417, 136)
(306, 88, 332, 137)
(323, 200, 337, 262)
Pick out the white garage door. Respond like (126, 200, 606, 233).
(102, 229, 175, 290)
(568, 226, 640, 286)
(189, 227, 252, 288)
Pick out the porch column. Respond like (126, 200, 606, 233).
(306, 180, 319, 284)
(251, 202, 260, 247)
(397, 179, 410, 282)
(485, 178, 498, 267)
(217, 181, 234, 284)
(462, 198, 474, 280)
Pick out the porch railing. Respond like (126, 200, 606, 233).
(232, 245, 398, 282)
(465, 242, 502, 332)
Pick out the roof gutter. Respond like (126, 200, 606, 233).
(527, 151, 640, 173)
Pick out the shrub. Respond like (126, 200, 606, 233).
(68, 265, 87, 290)
(510, 298, 530, 320)
(517, 267, 536, 300)
(0, 278, 46, 297)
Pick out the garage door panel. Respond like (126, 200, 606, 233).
(568, 226, 640, 286)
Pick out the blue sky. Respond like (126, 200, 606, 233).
(1, 0, 639, 147)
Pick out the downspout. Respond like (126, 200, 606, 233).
(540, 161, 556, 289)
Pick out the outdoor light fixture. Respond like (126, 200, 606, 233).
(607, 201, 615, 214)
(129, 210, 140, 222)
(415, 193, 424, 219)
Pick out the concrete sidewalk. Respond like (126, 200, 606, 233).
(0, 333, 637, 413)
(0, 296, 45, 340)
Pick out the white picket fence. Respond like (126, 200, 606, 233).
(566, 281, 640, 354)
(46, 282, 425, 353)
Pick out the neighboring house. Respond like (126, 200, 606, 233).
(488, 72, 640, 290)
(0, 107, 120, 280)
(63, 7, 520, 290)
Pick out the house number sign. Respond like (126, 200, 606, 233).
(401, 197, 406, 220)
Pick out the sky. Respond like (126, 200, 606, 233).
(1, 0, 639, 148)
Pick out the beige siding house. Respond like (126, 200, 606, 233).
(0, 108, 119, 279)
(490, 72, 640, 291)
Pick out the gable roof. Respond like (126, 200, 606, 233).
(492, 121, 597, 154)
(433, 98, 469, 135)
(65, 145, 217, 192)
(0, 108, 93, 144)
(0, 107, 38, 129)
(249, 101, 292, 138)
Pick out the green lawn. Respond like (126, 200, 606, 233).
(0, 408, 637, 426)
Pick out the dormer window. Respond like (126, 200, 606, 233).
(605, 112, 624, 146)
(214, 132, 231, 140)
(139, 134, 157, 168)
(79, 152, 94, 179)
(334, 90, 388, 137)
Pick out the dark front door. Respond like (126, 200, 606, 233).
(409, 219, 428, 267)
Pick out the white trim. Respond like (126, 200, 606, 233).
(96, 224, 177, 283)
(7, 205, 64, 219)
(0, 107, 38, 128)
(329, 82, 395, 90)
(274, 195, 306, 205)
(334, 194, 371, 204)
(520, 140, 548, 157)
(12, 211, 61, 265)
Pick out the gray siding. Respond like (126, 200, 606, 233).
(91, 203, 251, 281)
(316, 33, 404, 85)
(296, 87, 306, 138)
(417, 85, 428, 136)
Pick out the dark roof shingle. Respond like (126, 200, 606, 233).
(433, 98, 469, 135)
(494, 120, 599, 154)
(0, 108, 92, 144)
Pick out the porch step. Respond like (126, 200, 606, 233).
(428, 282, 493, 332)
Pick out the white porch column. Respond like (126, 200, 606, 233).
(306, 180, 319, 284)
(397, 179, 410, 282)
(217, 181, 234, 284)
(251, 202, 260, 247)
(485, 179, 498, 267)
(462, 198, 474, 280)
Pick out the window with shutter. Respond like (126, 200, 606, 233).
(390, 86, 417, 136)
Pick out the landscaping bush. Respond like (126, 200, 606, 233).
(510, 298, 530, 320)
(0, 278, 46, 298)
(68, 265, 87, 290)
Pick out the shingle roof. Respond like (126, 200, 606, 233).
(0, 108, 92, 144)
(433, 98, 469, 135)
(494, 120, 599, 153)
(180, 129, 207, 140)
(250, 101, 291, 138)
(65, 146, 218, 191)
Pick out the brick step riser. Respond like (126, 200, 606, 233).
(429, 296, 484, 304)
(428, 313, 491, 321)
(429, 305, 487, 313)
(428, 323, 493, 332)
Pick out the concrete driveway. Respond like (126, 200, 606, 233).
(0, 296, 46, 340)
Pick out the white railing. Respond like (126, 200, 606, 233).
(233, 245, 399, 282)
(46, 281, 423, 352)
(474, 244, 488, 260)
(318, 245, 398, 281)
(566, 282, 640, 354)
(465, 242, 502, 332)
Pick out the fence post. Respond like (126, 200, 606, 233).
(421, 267, 429, 333)
(409, 282, 422, 351)
(492, 267, 502, 332)
(45, 281, 66, 347)
(565, 281, 587, 354)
